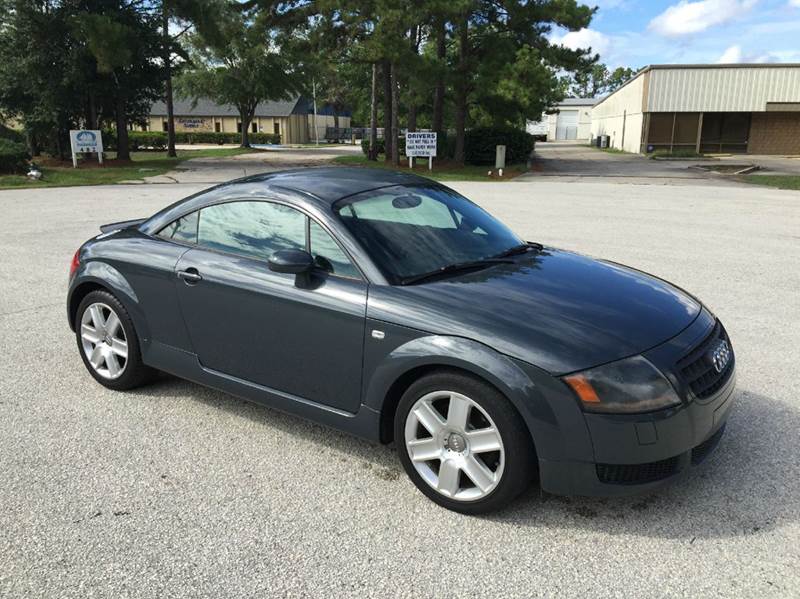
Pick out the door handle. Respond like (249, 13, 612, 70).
(177, 268, 203, 284)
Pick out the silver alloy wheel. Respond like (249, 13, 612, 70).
(80, 302, 128, 380)
(404, 390, 505, 502)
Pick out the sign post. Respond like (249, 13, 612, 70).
(405, 132, 437, 171)
(495, 144, 506, 178)
(69, 130, 104, 168)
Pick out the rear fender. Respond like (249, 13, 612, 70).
(68, 261, 150, 343)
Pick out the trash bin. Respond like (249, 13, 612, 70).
(600, 135, 609, 149)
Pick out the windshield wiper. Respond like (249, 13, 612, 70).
(399, 258, 513, 286)
(491, 241, 543, 259)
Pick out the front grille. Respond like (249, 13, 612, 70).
(596, 456, 680, 485)
(692, 425, 726, 465)
(676, 321, 735, 399)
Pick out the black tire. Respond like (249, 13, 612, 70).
(394, 370, 535, 514)
(75, 289, 155, 390)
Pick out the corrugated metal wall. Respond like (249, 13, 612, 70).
(648, 67, 800, 112)
(590, 74, 646, 152)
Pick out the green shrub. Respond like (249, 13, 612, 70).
(250, 132, 281, 145)
(360, 136, 406, 157)
(648, 148, 703, 159)
(0, 138, 29, 173)
(361, 137, 377, 155)
(175, 131, 281, 145)
(104, 129, 281, 151)
(464, 126, 534, 165)
(176, 130, 228, 144)
(129, 131, 167, 150)
(101, 129, 117, 151)
(441, 132, 455, 160)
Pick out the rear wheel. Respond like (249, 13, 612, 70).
(76, 290, 154, 390)
(394, 371, 535, 514)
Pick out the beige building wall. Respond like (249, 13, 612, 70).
(749, 112, 800, 154)
(307, 114, 352, 142)
(144, 115, 305, 142)
(590, 73, 647, 153)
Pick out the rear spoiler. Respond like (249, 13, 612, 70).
(99, 218, 146, 233)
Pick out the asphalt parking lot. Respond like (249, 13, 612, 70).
(1, 177, 799, 598)
(525, 141, 800, 183)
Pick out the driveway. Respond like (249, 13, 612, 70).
(145, 144, 362, 184)
(1, 179, 799, 597)
(524, 141, 800, 183)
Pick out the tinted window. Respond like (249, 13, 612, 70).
(158, 211, 198, 243)
(336, 185, 522, 283)
(197, 201, 305, 261)
(309, 221, 360, 279)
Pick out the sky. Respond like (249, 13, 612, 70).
(550, 0, 800, 69)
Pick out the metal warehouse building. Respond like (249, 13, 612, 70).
(591, 64, 800, 154)
(527, 98, 598, 141)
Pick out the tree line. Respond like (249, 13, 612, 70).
(0, 0, 632, 165)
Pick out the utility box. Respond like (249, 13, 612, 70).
(495, 145, 506, 169)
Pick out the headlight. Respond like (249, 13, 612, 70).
(563, 355, 681, 414)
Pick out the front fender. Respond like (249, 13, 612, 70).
(67, 261, 149, 342)
(362, 328, 567, 456)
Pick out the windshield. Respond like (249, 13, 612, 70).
(334, 184, 524, 284)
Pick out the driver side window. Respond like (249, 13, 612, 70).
(159, 200, 361, 280)
(197, 201, 306, 262)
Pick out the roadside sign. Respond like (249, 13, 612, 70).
(405, 131, 437, 170)
(69, 130, 104, 168)
(406, 132, 437, 157)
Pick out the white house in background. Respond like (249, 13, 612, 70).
(526, 98, 599, 141)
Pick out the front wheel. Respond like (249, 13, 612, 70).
(394, 371, 535, 514)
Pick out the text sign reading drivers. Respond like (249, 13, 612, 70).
(405, 132, 437, 157)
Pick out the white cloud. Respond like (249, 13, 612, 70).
(716, 44, 778, 63)
(648, 0, 758, 37)
(789, 0, 800, 7)
(551, 28, 611, 56)
(717, 45, 743, 62)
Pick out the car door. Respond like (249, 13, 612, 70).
(108, 219, 198, 354)
(172, 199, 367, 413)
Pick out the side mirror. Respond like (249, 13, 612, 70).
(268, 249, 314, 274)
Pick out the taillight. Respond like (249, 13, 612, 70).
(69, 249, 80, 277)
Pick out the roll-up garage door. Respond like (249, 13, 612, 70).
(556, 110, 579, 140)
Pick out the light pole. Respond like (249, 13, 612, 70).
(312, 79, 319, 145)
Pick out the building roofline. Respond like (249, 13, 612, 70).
(555, 97, 601, 107)
(592, 62, 800, 111)
(643, 62, 800, 70)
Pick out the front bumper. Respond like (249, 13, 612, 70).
(535, 309, 736, 497)
(539, 368, 734, 496)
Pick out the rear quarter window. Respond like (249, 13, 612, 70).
(157, 212, 198, 244)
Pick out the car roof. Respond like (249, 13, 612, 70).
(139, 166, 440, 236)
(227, 166, 435, 204)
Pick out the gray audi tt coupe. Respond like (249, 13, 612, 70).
(67, 167, 735, 513)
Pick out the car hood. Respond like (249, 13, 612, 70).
(366, 248, 701, 374)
